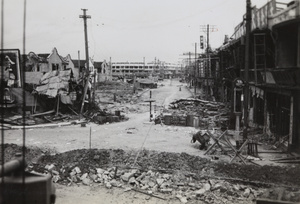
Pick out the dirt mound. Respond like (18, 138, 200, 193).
(0, 143, 55, 164)
(2, 144, 300, 203)
(2, 144, 299, 186)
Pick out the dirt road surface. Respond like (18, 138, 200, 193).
(2, 79, 300, 204)
(2, 79, 203, 204)
(4, 79, 201, 155)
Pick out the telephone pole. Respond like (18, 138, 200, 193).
(200, 24, 217, 99)
(194, 43, 197, 97)
(189, 52, 191, 88)
(79, 9, 91, 117)
(243, 0, 251, 140)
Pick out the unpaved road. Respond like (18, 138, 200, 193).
(4, 79, 201, 156)
(2, 79, 203, 204)
(3, 79, 298, 204)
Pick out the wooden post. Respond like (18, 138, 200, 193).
(194, 43, 197, 97)
(243, 0, 251, 140)
(206, 24, 210, 99)
(149, 101, 152, 121)
(89, 126, 92, 149)
(93, 70, 96, 102)
(263, 92, 268, 134)
(298, 23, 300, 67)
(289, 96, 294, 150)
(56, 95, 60, 116)
(78, 50, 80, 78)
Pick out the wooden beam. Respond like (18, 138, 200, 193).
(289, 96, 294, 150)
(256, 198, 298, 204)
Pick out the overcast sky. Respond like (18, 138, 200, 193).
(2, 0, 272, 63)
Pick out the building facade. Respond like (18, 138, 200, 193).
(111, 61, 181, 79)
(217, 0, 300, 151)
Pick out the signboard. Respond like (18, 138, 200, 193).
(0, 49, 22, 87)
(234, 0, 277, 39)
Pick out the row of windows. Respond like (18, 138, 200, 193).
(112, 70, 152, 72)
(112, 66, 155, 69)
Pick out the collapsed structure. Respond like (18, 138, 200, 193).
(186, 0, 300, 152)
(0, 47, 112, 113)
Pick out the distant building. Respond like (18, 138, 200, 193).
(111, 61, 181, 79)
(72, 59, 112, 82)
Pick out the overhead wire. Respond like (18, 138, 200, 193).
(22, 0, 27, 203)
(132, 90, 168, 167)
(1, 0, 5, 203)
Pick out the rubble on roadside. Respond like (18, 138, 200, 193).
(3, 145, 294, 204)
(37, 161, 300, 204)
(155, 98, 230, 130)
(2, 144, 300, 203)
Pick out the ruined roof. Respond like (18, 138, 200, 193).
(72, 59, 86, 68)
(25, 72, 44, 85)
(34, 70, 71, 98)
(93, 61, 104, 68)
(38, 53, 50, 59)
(72, 59, 104, 68)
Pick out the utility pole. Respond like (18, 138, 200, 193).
(110, 57, 112, 77)
(79, 9, 91, 117)
(200, 24, 217, 100)
(194, 43, 197, 97)
(78, 50, 80, 78)
(189, 52, 191, 88)
(243, 0, 251, 140)
(206, 24, 210, 99)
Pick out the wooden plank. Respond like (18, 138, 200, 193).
(276, 160, 300, 163)
(289, 96, 293, 148)
(131, 188, 166, 200)
(256, 198, 299, 204)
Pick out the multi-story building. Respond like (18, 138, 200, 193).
(111, 61, 181, 79)
(217, 0, 300, 151)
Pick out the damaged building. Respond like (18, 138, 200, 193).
(0, 47, 111, 115)
(217, 0, 300, 152)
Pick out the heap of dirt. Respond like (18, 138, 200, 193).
(1, 144, 297, 187)
(0, 143, 56, 164)
(2, 144, 300, 203)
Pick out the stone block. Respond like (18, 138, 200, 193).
(156, 178, 165, 186)
(121, 172, 135, 182)
(160, 188, 173, 193)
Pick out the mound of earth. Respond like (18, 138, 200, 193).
(2, 144, 299, 187)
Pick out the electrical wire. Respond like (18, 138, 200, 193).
(22, 0, 27, 203)
(1, 0, 5, 203)
(132, 89, 168, 167)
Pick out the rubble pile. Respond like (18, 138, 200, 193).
(2, 144, 300, 203)
(95, 81, 138, 104)
(95, 81, 148, 114)
(42, 165, 278, 204)
(157, 98, 230, 129)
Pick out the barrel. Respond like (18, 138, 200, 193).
(193, 116, 200, 128)
(115, 110, 121, 116)
(186, 115, 194, 127)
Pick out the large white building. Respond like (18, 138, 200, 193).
(111, 61, 181, 78)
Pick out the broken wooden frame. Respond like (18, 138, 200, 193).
(204, 130, 249, 165)
(225, 137, 249, 164)
(204, 130, 229, 155)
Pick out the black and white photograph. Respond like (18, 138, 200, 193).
(1, 0, 300, 203)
